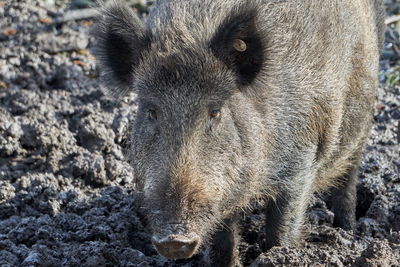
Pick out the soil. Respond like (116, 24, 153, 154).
(0, 1, 399, 266)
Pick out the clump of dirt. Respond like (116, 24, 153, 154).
(250, 226, 400, 266)
(0, 1, 399, 266)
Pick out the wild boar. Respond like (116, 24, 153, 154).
(93, 0, 384, 266)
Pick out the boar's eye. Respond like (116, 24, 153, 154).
(209, 110, 221, 120)
(148, 109, 158, 121)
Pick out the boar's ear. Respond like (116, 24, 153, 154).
(93, 1, 150, 95)
(210, 7, 264, 85)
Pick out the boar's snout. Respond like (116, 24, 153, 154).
(152, 231, 200, 259)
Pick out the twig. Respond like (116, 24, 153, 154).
(385, 15, 400, 25)
(55, 8, 99, 24)
(53, 0, 153, 24)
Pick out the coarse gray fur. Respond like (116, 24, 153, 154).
(93, 0, 385, 266)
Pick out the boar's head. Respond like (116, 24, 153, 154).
(94, 1, 273, 259)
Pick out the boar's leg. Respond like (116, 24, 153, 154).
(263, 196, 287, 250)
(326, 159, 360, 230)
(263, 175, 314, 249)
(263, 193, 309, 250)
(208, 217, 241, 267)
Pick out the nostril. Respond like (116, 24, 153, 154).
(152, 234, 200, 259)
(165, 240, 191, 250)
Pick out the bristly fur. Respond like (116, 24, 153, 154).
(92, 0, 385, 265)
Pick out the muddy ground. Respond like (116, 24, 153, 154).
(0, 1, 399, 266)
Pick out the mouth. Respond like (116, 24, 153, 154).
(151, 233, 201, 259)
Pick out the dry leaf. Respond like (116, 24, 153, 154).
(2, 29, 17, 36)
(73, 60, 86, 67)
(39, 17, 53, 24)
(78, 49, 90, 56)
(82, 21, 94, 27)
(0, 81, 7, 88)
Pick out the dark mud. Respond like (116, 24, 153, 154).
(0, 1, 399, 266)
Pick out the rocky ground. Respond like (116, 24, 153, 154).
(0, 1, 399, 266)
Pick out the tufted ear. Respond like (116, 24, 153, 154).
(210, 7, 264, 85)
(93, 1, 150, 95)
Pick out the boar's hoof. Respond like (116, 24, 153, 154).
(152, 234, 200, 259)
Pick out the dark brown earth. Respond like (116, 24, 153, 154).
(0, 1, 399, 266)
